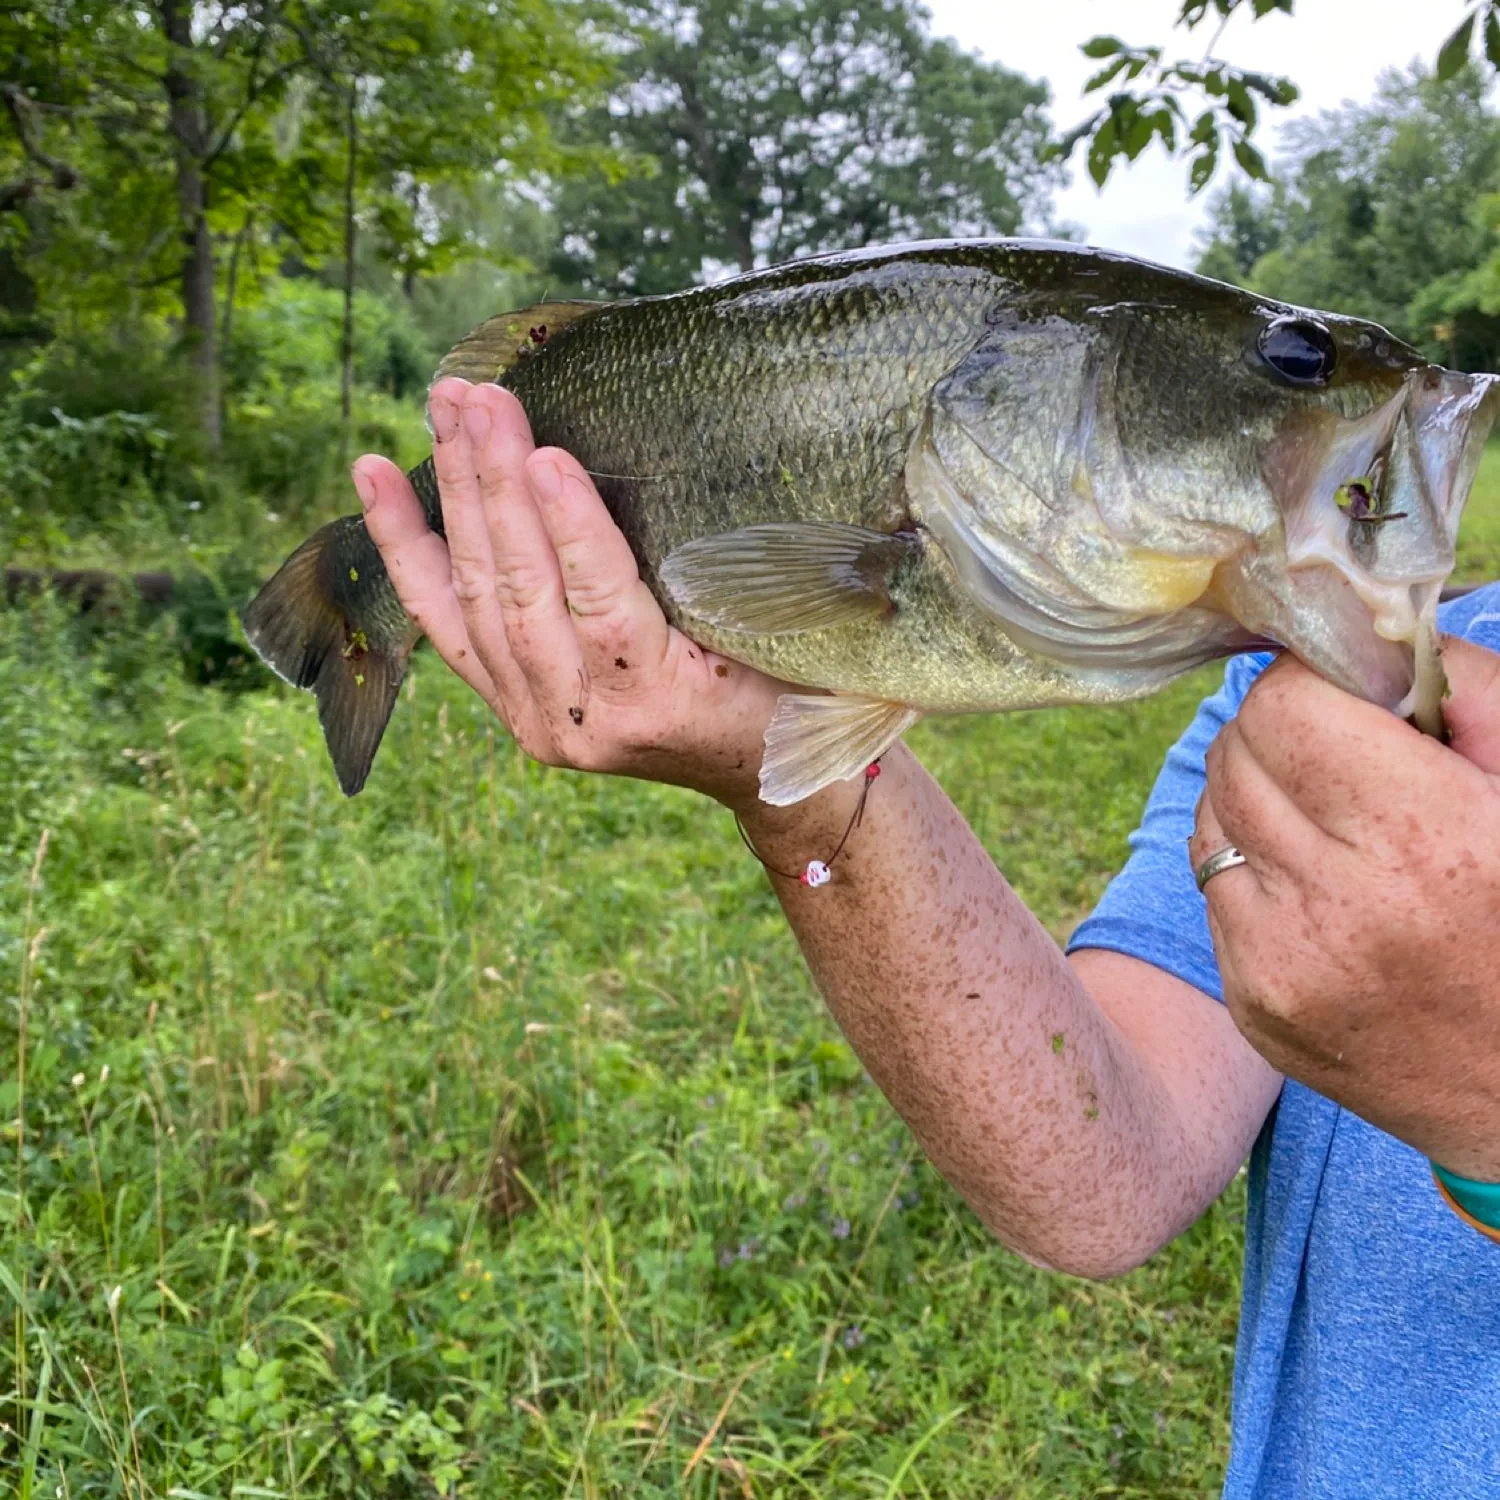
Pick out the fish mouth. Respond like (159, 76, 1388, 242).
(1216, 368, 1500, 715)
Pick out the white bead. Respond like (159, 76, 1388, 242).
(802, 860, 831, 887)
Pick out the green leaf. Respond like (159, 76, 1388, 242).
(1232, 137, 1269, 180)
(21, 1348, 51, 1500)
(1226, 79, 1258, 129)
(1233, 71, 1297, 108)
(1084, 57, 1130, 93)
(1087, 118, 1118, 188)
(1122, 106, 1155, 162)
(1081, 35, 1127, 58)
(1486, 9, 1500, 67)
(1437, 13, 1477, 81)
(1052, 113, 1102, 161)
(1189, 142, 1219, 194)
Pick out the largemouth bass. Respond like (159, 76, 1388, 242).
(243, 240, 1500, 805)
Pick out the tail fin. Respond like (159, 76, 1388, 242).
(242, 514, 418, 795)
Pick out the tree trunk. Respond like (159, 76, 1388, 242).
(159, 0, 221, 454)
(219, 212, 253, 432)
(401, 179, 420, 299)
(676, 69, 758, 274)
(338, 79, 357, 465)
(732, 219, 755, 273)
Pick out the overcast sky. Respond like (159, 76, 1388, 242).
(921, 0, 1465, 268)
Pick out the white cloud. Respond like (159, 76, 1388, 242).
(923, 0, 1463, 267)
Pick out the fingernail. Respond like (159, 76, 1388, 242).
(351, 464, 375, 511)
(528, 458, 561, 504)
(429, 393, 458, 443)
(462, 399, 491, 446)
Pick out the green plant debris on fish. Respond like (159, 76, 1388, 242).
(1335, 477, 1408, 525)
(243, 240, 1500, 801)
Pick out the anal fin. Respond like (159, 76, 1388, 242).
(759, 694, 921, 806)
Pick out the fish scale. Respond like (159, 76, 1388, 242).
(243, 239, 1499, 805)
(497, 257, 995, 558)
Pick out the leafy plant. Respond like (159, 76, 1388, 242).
(1066, 0, 1500, 195)
(547, 0, 1059, 297)
(1059, 3, 1297, 194)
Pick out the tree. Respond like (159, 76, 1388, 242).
(0, 0, 607, 458)
(1, 4, 311, 452)
(1190, 67, 1500, 371)
(1070, 0, 1500, 198)
(267, 0, 606, 458)
(547, 0, 1058, 298)
(1192, 181, 1281, 285)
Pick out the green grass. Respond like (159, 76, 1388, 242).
(1457, 442, 1500, 582)
(4, 451, 1500, 1499)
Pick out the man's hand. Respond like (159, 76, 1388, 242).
(352, 377, 784, 811)
(1192, 639, 1500, 1180)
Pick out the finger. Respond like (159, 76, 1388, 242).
(354, 455, 495, 702)
(1191, 761, 1264, 1008)
(1436, 635, 1500, 776)
(458, 387, 586, 726)
(427, 379, 536, 719)
(526, 447, 671, 684)
(1232, 654, 1420, 841)
(1203, 721, 1324, 878)
(1189, 763, 1262, 907)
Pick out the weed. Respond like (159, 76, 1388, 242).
(2, 449, 1496, 1497)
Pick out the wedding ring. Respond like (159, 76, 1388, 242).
(1194, 844, 1248, 892)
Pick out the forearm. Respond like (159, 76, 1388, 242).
(737, 742, 1272, 1278)
(360, 388, 1274, 1272)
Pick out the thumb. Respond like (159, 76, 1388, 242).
(1436, 635, 1500, 775)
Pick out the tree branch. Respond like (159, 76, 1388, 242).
(114, 54, 169, 88)
(0, 177, 42, 212)
(202, 58, 301, 171)
(0, 84, 80, 211)
(1, 84, 80, 192)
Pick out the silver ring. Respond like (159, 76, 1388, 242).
(1195, 844, 1248, 892)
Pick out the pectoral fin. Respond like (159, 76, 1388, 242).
(660, 523, 915, 635)
(759, 693, 921, 806)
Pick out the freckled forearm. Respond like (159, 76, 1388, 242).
(736, 744, 1245, 1276)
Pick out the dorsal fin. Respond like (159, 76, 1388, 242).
(433, 300, 609, 387)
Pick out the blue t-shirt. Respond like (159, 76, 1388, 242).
(1068, 583, 1500, 1499)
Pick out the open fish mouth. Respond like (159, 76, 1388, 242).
(1217, 367, 1500, 719)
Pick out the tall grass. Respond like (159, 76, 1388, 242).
(0, 601, 1241, 1497)
(4, 450, 1498, 1497)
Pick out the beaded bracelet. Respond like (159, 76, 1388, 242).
(735, 762, 882, 888)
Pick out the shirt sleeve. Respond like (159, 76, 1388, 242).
(1065, 651, 1272, 1003)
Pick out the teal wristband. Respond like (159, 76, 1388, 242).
(1432, 1162, 1500, 1231)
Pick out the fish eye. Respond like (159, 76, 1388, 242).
(1257, 317, 1338, 386)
